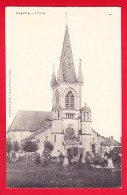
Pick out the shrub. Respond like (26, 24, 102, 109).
(35, 153, 41, 165)
(23, 141, 38, 153)
(6, 140, 12, 154)
(43, 141, 54, 165)
(44, 141, 54, 152)
(12, 141, 20, 152)
(58, 153, 64, 165)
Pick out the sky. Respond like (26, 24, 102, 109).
(6, 7, 121, 142)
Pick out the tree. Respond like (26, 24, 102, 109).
(12, 141, 19, 152)
(23, 141, 38, 152)
(6, 140, 12, 154)
(43, 141, 54, 165)
(44, 141, 54, 152)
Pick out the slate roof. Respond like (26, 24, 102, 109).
(92, 129, 104, 138)
(57, 26, 77, 83)
(52, 104, 62, 111)
(81, 104, 91, 112)
(8, 110, 51, 132)
(92, 129, 121, 146)
(102, 137, 121, 146)
(22, 123, 52, 142)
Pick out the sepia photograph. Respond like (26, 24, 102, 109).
(6, 7, 121, 188)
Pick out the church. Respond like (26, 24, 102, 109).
(7, 24, 121, 159)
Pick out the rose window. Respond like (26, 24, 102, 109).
(64, 126, 79, 143)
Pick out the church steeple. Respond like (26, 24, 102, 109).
(77, 59, 83, 84)
(50, 65, 58, 88)
(57, 26, 77, 83)
(57, 59, 64, 82)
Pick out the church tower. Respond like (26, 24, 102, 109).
(80, 104, 92, 153)
(51, 24, 86, 156)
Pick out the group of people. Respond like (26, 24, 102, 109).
(58, 152, 82, 167)
(6, 151, 41, 164)
(6, 151, 25, 163)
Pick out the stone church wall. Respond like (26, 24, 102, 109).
(52, 83, 82, 110)
(7, 131, 33, 143)
(35, 127, 51, 154)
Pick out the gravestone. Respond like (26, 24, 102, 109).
(63, 156, 69, 167)
(107, 158, 114, 168)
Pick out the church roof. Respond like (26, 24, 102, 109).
(81, 104, 91, 112)
(92, 130, 121, 146)
(102, 136, 121, 146)
(57, 26, 77, 83)
(8, 110, 51, 132)
(52, 104, 62, 111)
(22, 124, 51, 142)
(92, 129, 104, 138)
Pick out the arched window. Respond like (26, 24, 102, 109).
(84, 112, 85, 120)
(92, 144, 95, 153)
(74, 147, 78, 157)
(55, 90, 59, 104)
(65, 90, 74, 109)
(87, 112, 89, 120)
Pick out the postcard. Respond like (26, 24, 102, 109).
(5, 6, 121, 189)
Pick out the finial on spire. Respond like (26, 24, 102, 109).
(65, 12, 68, 28)
(77, 58, 83, 84)
(51, 64, 58, 88)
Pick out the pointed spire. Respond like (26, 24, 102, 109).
(50, 64, 58, 88)
(57, 26, 77, 83)
(77, 59, 83, 83)
(57, 58, 64, 82)
(65, 12, 68, 28)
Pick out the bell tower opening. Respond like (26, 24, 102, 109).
(65, 90, 75, 109)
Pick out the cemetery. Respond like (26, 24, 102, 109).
(6, 140, 121, 188)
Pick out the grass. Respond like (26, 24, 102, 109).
(6, 162, 122, 188)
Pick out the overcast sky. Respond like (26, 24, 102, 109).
(6, 7, 121, 142)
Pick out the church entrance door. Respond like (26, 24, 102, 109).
(66, 146, 85, 163)
(67, 148, 72, 156)
(67, 147, 78, 161)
